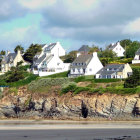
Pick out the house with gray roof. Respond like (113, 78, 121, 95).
(69, 52, 103, 77)
(132, 48, 140, 64)
(0, 50, 28, 73)
(108, 42, 125, 57)
(32, 42, 69, 76)
(96, 63, 132, 79)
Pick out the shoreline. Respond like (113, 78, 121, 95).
(0, 120, 140, 130)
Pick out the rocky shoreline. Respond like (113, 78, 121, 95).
(0, 87, 140, 120)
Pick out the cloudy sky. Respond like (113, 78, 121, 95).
(0, 0, 140, 52)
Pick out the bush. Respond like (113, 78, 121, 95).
(39, 71, 69, 79)
(74, 76, 94, 83)
(124, 68, 140, 88)
(105, 87, 137, 95)
(74, 87, 90, 95)
(61, 82, 77, 94)
(8, 87, 18, 95)
(94, 79, 121, 83)
(28, 78, 71, 92)
(8, 74, 38, 87)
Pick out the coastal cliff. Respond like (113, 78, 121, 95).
(0, 87, 139, 120)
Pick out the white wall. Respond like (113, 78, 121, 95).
(51, 42, 66, 57)
(112, 42, 125, 57)
(85, 52, 103, 75)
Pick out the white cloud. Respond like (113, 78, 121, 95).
(18, 0, 57, 10)
(0, 26, 42, 51)
(123, 18, 140, 34)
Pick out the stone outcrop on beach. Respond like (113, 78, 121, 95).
(0, 87, 139, 119)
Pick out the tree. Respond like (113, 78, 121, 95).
(99, 49, 117, 58)
(61, 51, 78, 63)
(0, 50, 6, 55)
(125, 41, 140, 58)
(23, 44, 42, 63)
(5, 62, 25, 83)
(124, 68, 140, 88)
(120, 39, 132, 48)
(89, 46, 100, 53)
(14, 45, 24, 54)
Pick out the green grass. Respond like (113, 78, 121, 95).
(0, 73, 38, 88)
(38, 71, 69, 79)
(94, 79, 122, 83)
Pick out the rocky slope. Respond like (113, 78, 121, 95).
(0, 87, 140, 120)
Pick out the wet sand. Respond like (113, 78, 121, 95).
(0, 129, 140, 140)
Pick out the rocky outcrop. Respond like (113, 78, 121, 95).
(0, 87, 140, 120)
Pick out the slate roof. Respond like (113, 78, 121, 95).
(33, 54, 54, 66)
(108, 43, 117, 50)
(136, 48, 140, 55)
(34, 54, 46, 65)
(45, 43, 57, 51)
(78, 45, 90, 52)
(1, 53, 17, 64)
(71, 54, 92, 68)
(97, 64, 124, 75)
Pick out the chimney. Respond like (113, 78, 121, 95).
(7, 50, 10, 55)
(117, 42, 120, 45)
(93, 52, 97, 57)
(77, 52, 81, 57)
(17, 49, 21, 55)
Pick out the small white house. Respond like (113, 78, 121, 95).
(132, 48, 140, 64)
(69, 52, 103, 77)
(109, 42, 125, 57)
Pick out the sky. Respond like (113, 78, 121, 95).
(0, 0, 140, 52)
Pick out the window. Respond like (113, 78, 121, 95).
(89, 68, 92, 71)
(78, 69, 80, 73)
(83, 68, 85, 73)
(73, 69, 75, 72)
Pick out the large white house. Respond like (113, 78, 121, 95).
(32, 42, 70, 76)
(132, 48, 140, 64)
(109, 42, 125, 57)
(69, 52, 103, 77)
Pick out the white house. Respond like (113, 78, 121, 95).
(69, 52, 103, 77)
(109, 42, 125, 57)
(32, 42, 69, 76)
(34, 42, 66, 60)
(96, 63, 132, 79)
(132, 48, 140, 64)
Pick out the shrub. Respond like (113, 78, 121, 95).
(39, 71, 69, 79)
(61, 82, 77, 94)
(8, 87, 18, 96)
(28, 78, 70, 92)
(105, 87, 137, 95)
(94, 79, 121, 83)
(124, 68, 140, 88)
(74, 76, 94, 83)
(74, 87, 90, 95)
